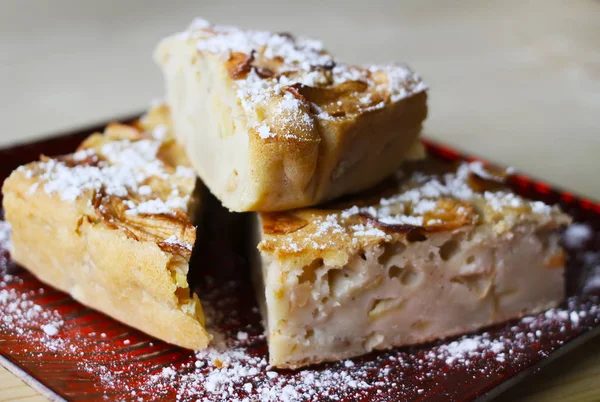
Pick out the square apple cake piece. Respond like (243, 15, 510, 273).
(155, 19, 427, 212)
(2, 105, 211, 349)
(254, 160, 570, 368)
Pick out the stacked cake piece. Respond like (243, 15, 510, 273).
(2, 19, 571, 369)
(154, 18, 427, 212)
(155, 19, 570, 367)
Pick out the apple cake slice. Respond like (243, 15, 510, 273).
(155, 18, 428, 212)
(2, 106, 211, 349)
(254, 160, 571, 368)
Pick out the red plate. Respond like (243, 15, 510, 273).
(1, 117, 599, 401)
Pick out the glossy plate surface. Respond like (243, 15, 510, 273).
(0, 119, 599, 401)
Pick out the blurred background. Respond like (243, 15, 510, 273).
(1, 2, 600, 401)
(1, 0, 598, 198)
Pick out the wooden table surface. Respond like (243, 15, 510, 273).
(0, 0, 598, 400)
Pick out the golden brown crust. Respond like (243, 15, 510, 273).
(261, 212, 309, 235)
(1, 109, 210, 349)
(177, 19, 427, 117)
(258, 160, 571, 265)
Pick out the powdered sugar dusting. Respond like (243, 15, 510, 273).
(0, 230, 68, 350)
(174, 18, 426, 134)
(468, 161, 498, 181)
(191, 20, 332, 71)
(125, 196, 190, 215)
(564, 223, 593, 248)
(257, 123, 275, 139)
(571, 227, 600, 294)
(1, 227, 599, 400)
(271, 212, 392, 253)
(18, 132, 192, 219)
(33, 139, 165, 201)
(341, 162, 561, 227)
(265, 161, 566, 255)
(163, 235, 193, 251)
(0, 221, 11, 252)
(350, 223, 389, 238)
(0, 286, 64, 349)
(77, 292, 600, 401)
(151, 124, 169, 141)
(42, 323, 59, 336)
